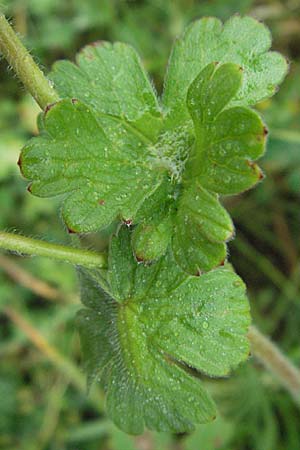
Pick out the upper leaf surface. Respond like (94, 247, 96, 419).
(77, 227, 251, 434)
(20, 99, 162, 232)
(185, 62, 266, 194)
(132, 62, 266, 273)
(19, 17, 287, 272)
(163, 15, 288, 126)
(50, 41, 162, 139)
(172, 182, 233, 274)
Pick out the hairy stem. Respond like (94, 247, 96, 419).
(0, 231, 107, 269)
(0, 14, 60, 109)
(248, 325, 300, 406)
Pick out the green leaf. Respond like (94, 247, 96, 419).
(132, 217, 172, 262)
(172, 182, 233, 274)
(185, 62, 266, 194)
(77, 227, 251, 434)
(50, 41, 163, 139)
(132, 62, 265, 274)
(19, 17, 287, 272)
(131, 177, 174, 262)
(163, 15, 288, 127)
(20, 99, 162, 232)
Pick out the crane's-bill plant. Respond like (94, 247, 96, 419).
(19, 15, 287, 274)
(0, 13, 291, 435)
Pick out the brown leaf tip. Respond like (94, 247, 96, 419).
(90, 40, 105, 47)
(135, 254, 145, 263)
(17, 154, 25, 177)
(123, 219, 133, 227)
(44, 102, 57, 115)
(67, 226, 77, 234)
(246, 160, 255, 168)
(80, 41, 106, 59)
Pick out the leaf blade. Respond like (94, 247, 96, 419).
(20, 99, 163, 232)
(50, 41, 162, 140)
(163, 16, 288, 127)
(77, 228, 251, 434)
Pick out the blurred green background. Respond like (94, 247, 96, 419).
(0, 1, 299, 449)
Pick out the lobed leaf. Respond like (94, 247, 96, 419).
(163, 15, 288, 127)
(77, 227, 251, 434)
(132, 62, 267, 274)
(185, 62, 266, 194)
(172, 182, 233, 274)
(50, 41, 163, 139)
(20, 99, 162, 232)
(19, 16, 287, 272)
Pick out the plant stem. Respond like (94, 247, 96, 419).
(0, 231, 107, 269)
(248, 325, 300, 406)
(0, 14, 60, 109)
